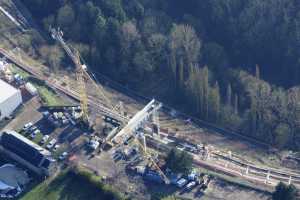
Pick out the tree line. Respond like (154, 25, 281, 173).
(21, 0, 300, 150)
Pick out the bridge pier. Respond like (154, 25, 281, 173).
(143, 135, 147, 153)
(225, 161, 228, 168)
(245, 166, 249, 175)
(228, 151, 232, 159)
(152, 108, 160, 138)
(265, 170, 270, 184)
(288, 176, 292, 185)
(207, 151, 210, 160)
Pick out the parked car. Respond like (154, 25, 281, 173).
(89, 139, 99, 150)
(59, 152, 68, 160)
(29, 126, 38, 132)
(42, 111, 50, 118)
(188, 172, 198, 181)
(62, 119, 69, 125)
(176, 178, 188, 188)
(41, 135, 49, 144)
(46, 139, 57, 149)
(53, 144, 60, 152)
(23, 122, 33, 130)
(184, 181, 197, 192)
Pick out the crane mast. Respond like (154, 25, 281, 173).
(134, 135, 170, 184)
(50, 27, 126, 124)
(51, 28, 89, 123)
(76, 56, 89, 123)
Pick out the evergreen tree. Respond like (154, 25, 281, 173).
(255, 64, 260, 80)
(203, 66, 209, 119)
(209, 81, 221, 122)
(165, 148, 193, 175)
(272, 182, 297, 200)
(226, 83, 232, 106)
(234, 94, 239, 114)
(169, 24, 201, 90)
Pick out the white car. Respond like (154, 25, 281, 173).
(46, 139, 56, 149)
(89, 140, 99, 150)
(41, 135, 49, 144)
(59, 152, 68, 160)
(53, 144, 60, 152)
(30, 129, 40, 139)
(23, 122, 33, 130)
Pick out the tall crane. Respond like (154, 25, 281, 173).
(50, 28, 125, 124)
(51, 28, 89, 123)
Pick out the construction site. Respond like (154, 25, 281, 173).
(0, 1, 299, 200)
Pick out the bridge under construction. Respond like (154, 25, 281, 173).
(1, 5, 300, 190)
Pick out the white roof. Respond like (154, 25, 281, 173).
(0, 79, 19, 103)
(0, 180, 14, 190)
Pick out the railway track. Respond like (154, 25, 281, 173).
(2, 46, 300, 188)
(0, 47, 128, 122)
(212, 151, 300, 185)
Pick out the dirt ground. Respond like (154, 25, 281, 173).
(159, 114, 284, 170)
(74, 146, 272, 200)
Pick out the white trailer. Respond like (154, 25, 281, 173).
(25, 82, 38, 96)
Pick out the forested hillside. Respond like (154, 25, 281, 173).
(21, 0, 300, 149)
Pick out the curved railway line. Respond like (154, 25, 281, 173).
(1, 47, 300, 189)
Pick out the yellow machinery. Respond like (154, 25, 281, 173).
(51, 28, 121, 125)
(133, 135, 170, 184)
(74, 51, 89, 123)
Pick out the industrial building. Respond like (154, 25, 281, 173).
(0, 130, 56, 176)
(0, 79, 22, 120)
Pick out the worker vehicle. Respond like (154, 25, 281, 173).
(46, 139, 57, 149)
(23, 122, 33, 130)
(40, 135, 49, 144)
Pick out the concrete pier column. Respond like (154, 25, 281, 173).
(265, 170, 270, 184)
(245, 166, 249, 175)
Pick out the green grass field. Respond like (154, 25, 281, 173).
(9, 64, 66, 106)
(20, 170, 120, 200)
(35, 85, 66, 106)
(10, 64, 31, 79)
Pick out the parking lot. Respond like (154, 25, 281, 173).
(2, 96, 88, 162)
